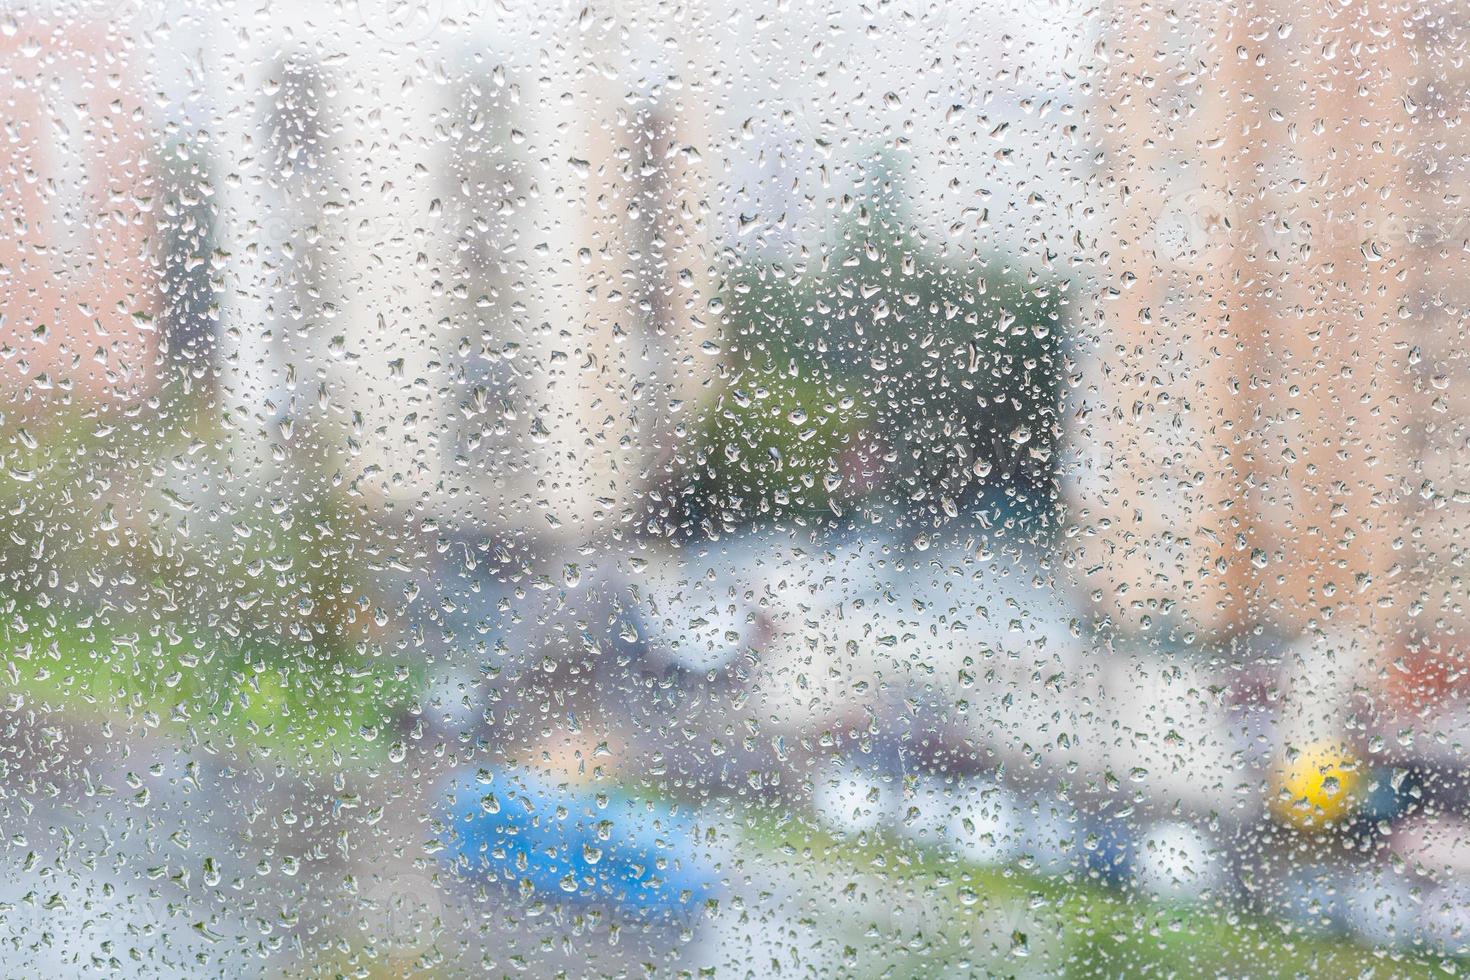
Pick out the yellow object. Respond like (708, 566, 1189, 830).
(1271, 742, 1362, 829)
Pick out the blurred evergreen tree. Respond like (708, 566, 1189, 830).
(670, 156, 1065, 537)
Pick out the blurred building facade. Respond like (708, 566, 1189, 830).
(0, 16, 157, 408)
(195, 8, 718, 551)
(1073, 1, 1461, 734)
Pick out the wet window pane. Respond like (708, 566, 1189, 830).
(2, 0, 1466, 975)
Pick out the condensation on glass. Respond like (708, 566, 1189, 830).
(0, 0, 1464, 975)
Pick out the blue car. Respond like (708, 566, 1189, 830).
(435, 767, 718, 920)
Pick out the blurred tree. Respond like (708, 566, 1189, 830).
(679, 370, 869, 534)
(669, 156, 1065, 537)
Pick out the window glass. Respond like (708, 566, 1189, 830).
(1, 1, 1464, 975)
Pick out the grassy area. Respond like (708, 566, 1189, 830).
(745, 813, 1459, 978)
(0, 605, 417, 768)
(0, 397, 424, 769)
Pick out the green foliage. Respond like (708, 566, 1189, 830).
(0, 601, 415, 766)
(684, 371, 870, 529)
(675, 162, 1066, 535)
